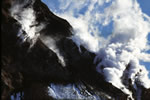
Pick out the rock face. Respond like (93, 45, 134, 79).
(1, 0, 150, 100)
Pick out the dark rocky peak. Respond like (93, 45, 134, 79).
(33, 0, 73, 37)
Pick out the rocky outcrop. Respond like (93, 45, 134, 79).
(1, 0, 150, 100)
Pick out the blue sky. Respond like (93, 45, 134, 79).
(42, 0, 150, 77)
(137, 0, 150, 74)
(42, 0, 150, 16)
(137, 0, 150, 16)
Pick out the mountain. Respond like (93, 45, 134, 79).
(1, 0, 150, 100)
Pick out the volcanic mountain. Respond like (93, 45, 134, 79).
(1, 0, 150, 100)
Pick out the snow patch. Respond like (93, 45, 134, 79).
(48, 83, 101, 100)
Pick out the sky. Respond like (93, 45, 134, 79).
(137, 0, 150, 16)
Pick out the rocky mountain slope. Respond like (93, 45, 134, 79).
(1, 0, 150, 100)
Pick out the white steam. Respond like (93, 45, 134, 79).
(40, 36, 66, 67)
(10, 1, 44, 45)
(93, 0, 150, 90)
(43, 0, 150, 97)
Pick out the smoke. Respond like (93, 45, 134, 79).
(10, 0, 44, 45)
(40, 36, 66, 67)
(43, 0, 150, 97)
(93, 0, 150, 91)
